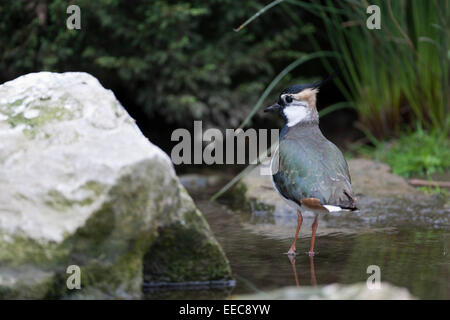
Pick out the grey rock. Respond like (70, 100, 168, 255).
(348, 158, 419, 197)
(0, 72, 231, 299)
(233, 282, 416, 300)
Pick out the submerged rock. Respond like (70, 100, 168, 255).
(179, 174, 224, 193)
(233, 282, 415, 300)
(348, 158, 420, 197)
(231, 159, 449, 239)
(0, 72, 231, 299)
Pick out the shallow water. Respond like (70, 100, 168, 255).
(144, 179, 450, 300)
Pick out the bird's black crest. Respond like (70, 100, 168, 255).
(281, 74, 336, 95)
(281, 84, 312, 95)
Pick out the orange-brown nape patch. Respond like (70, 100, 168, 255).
(301, 198, 328, 212)
(292, 88, 319, 108)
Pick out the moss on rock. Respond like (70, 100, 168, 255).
(143, 212, 232, 283)
(0, 267, 58, 299)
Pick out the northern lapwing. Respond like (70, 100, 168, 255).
(265, 80, 357, 256)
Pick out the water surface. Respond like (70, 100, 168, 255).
(145, 178, 450, 299)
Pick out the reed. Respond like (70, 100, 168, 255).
(303, 0, 450, 137)
(238, 0, 449, 137)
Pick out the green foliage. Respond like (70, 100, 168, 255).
(2, 1, 447, 138)
(228, 0, 449, 138)
(0, 0, 311, 127)
(310, 0, 450, 137)
(360, 127, 450, 179)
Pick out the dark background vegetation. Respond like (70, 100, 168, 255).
(0, 0, 448, 181)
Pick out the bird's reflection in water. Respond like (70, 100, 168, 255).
(287, 255, 317, 287)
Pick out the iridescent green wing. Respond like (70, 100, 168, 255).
(272, 138, 355, 207)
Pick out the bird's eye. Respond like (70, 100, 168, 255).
(285, 95, 293, 103)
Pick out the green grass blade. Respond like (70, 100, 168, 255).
(234, 0, 284, 32)
(238, 51, 336, 129)
(319, 102, 354, 118)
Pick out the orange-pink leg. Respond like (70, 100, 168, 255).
(309, 255, 317, 286)
(287, 211, 303, 255)
(288, 255, 300, 287)
(308, 215, 318, 256)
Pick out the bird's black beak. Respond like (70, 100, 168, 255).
(264, 103, 281, 112)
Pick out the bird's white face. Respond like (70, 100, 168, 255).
(282, 99, 311, 127)
(280, 88, 318, 127)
